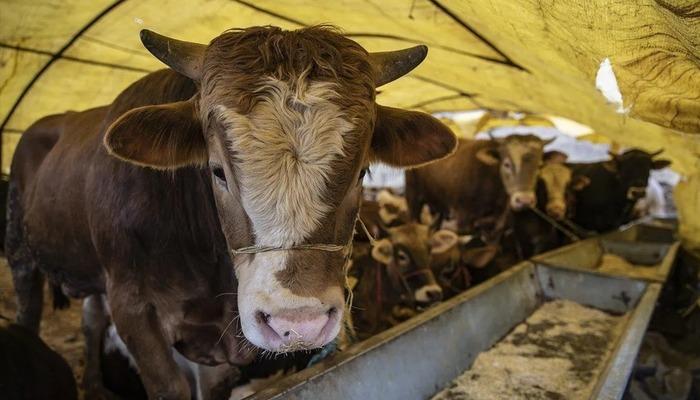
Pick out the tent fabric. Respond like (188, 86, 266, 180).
(1, 0, 699, 247)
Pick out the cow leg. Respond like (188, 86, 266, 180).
(10, 262, 44, 333)
(82, 294, 120, 400)
(5, 180, 44, 333)
(109, 292, 190, 400)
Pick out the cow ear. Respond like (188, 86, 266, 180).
(462, 245, 499, 269)
(371, 105, 457, 168)
(431, 230, 458, 256)
(371, 239, 394, 265)
(104, 100, 206, 169)
(476, 147, 500, 166)
(571, 175, 591, 191)
(652, 159, 671, 170)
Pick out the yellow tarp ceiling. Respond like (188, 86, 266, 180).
(1, 0, 699, 247)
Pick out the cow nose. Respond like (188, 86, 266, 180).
(511, 191, 536, 210)
(546, 202, 566, 220)
(415, 284, 443, 305)
(256, 307, 338, 351)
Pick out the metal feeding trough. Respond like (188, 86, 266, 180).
(533, 222, 680, 282)
(249, 222, 678, 400)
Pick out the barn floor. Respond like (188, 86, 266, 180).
(0, 257, 86, 394)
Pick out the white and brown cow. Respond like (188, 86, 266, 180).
(6, 26, 456, 399)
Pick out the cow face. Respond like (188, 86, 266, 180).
(607, 149, 671, 200)
(103, 26, 456, 353)
(371, 223, 443, 305)
(538, 161, 572, 220)
(477, 135, 554, 210)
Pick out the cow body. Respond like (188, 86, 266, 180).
(405, 135, 551, 241)
(7, 26, 456, 399)
(405, 139, 506, 237)
(8, 71, 245, 398)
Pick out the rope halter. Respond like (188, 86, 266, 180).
(229, 217, 378, 342)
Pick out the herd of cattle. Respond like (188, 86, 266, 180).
(0, 25, 672, 400)
(348, 134, 670, 341)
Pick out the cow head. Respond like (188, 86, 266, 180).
(605, 149, 671, 200)
(538, 151, 572, 220)
(476, 134, 554, 210)
(371, 223, 444, 306)
(103, 26, 456, 352)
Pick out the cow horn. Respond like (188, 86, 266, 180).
(650, 148, 664, 157)
(140, 29, 206, 81)
(370, 45, 428, 87)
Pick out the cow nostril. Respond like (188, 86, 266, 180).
(327, 307, 337, 316)
(283, 331, 290, 337)
(256, 311, 271, 324)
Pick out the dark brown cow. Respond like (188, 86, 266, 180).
(6, 26, 456, 399)
(405, 135, 552, 241)
(569, 149, 671, 232)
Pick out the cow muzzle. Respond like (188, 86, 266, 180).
(254, 306, 341, 352)
(546, 201, 566, 220)
(510, 191, 537, 210)
(414, 284, 443, 305)
(235, 251, 346, 352)
(627, 186, 646, 200)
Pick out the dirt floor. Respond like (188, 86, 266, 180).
(0, 257, 86, 390)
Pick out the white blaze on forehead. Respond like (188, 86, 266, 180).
(216, 79, 354, 247)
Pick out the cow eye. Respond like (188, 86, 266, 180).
(212, 166, 226, 184)
(396, 250, 410, 265)
(502, 159, 513, 170)
(358, 168, 368, 183)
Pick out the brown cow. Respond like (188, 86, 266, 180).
(349, 222, 444, 339)
(6, 26, 456, 399)
(429, 231, 500, 298)
(512, 154, 580, 259)
(405, 135, 553, 241)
